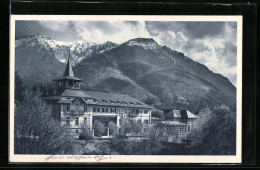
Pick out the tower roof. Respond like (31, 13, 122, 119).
(53, 55, 83, 82)
(63, 55, 74, 77)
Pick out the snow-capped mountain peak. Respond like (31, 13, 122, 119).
(15, 34, 119, 65)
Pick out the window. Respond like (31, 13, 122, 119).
(84, 105, 88, 111)
(93, 107, 96, 112)
(111, 108, 116, 113)
(188, 125, 190, 132)
(124, 109, 128, 113)
(105, 108, 108, 112)
(97, 107, 100, 112)
(75, 117, 79, 126)
(75, 130, 79, 135)
(143, 128, 148, 133)
(66, 117, 70, 126)
(66, 104, 70, 112)
(84, 118, 87, 123)
(102, 108, 105, 112)
(75, 103, 79, 110)
(69, 80, 73, 86)
(144, 110, 148, 114)
(144, 120, 149, 125)
(137, 119, 141, 124)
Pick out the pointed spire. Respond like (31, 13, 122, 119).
(63, 54, 74, 77)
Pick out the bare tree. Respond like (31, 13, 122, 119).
(14, 89, 75, 154)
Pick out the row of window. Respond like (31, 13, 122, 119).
(128, 119, 149, 125)
(176, 125, 193, 133)
(65, 104, 149, 114)
(73, 127, 148, 135)
(65, 117, 149, 126)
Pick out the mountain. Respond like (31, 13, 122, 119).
(74, 38, 236, 112)
(15, 35, 236, 113)
(15, 34, 118, 65)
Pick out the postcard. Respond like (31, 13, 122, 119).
(9, 15, 242, 163)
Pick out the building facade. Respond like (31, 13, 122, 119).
(160, 109, 197, 143)
(44, 57, 153, 138)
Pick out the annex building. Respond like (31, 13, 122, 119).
(44, 57, 153, 138)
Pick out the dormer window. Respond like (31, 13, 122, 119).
(102, 100, 108, 103)
(122, 101, 127, 105)
(136, 102, 142, 105)
(110, 100, 115, 104)
(130, 102, 135, 105)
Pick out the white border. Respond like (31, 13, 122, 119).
(9, 15, 242, 163)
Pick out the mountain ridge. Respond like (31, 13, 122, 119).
(15, 34, 236, 113)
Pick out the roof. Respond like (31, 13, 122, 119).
(61, 89, 92, 98)
(186, 110, 197, 118)
(59, 89, 152, 109)
(53, 76, 83, 82)
(165, 110, 197, 119)
(63, 56, 74, 77)
(53, 56, 83, 82)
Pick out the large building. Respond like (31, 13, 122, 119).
(44, 57, 153, 138)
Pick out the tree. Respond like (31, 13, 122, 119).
(15, 71, 25, 101)
(14, 89, 75, 154)
(119, 118, 132, 136)
(79, 124, 93, 144)
(93, 120, 105, 137)
(151, 109, 164, 118)
(32, 84, 38, 92)
(108, 121, 118, 137)
(131, 121, 143, 135)
(188, 105, 236, 155)
(142, 96, 157, 106)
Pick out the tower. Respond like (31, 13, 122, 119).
(53, 55, 83, 90)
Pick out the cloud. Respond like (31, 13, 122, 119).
(73, 21, 151, 44)
(146, 21, 237, 86)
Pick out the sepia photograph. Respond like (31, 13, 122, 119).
(9, 15, 242, 163)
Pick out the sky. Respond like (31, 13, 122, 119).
(16, 20, 237, 86)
